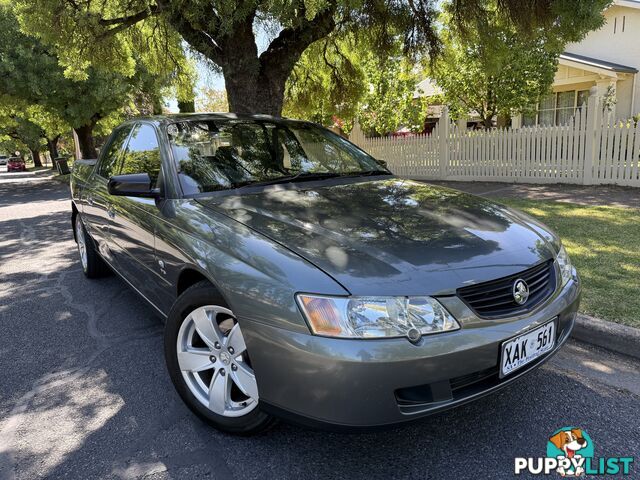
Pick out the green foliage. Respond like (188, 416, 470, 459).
(285, 36, 428, 135)
(432, 1, 609, 126)
(358, 55, 429, 135)
(13, 0, 439, 76)
(0, 2, 194, 156)
(448, 0, 611, 53)
(12, 0, 443, 114)
(196, 88, 229, 113)
(0, 101, 46, 152)
(284, 35, 365, 126)
(0, 5, 144, 130)
(10, 0, 610, 117)
(13, 0, 189, 84)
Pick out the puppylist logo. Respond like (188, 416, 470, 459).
(515, 427, 634, 476)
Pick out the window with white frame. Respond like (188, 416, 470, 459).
(522, 89, 590, 126)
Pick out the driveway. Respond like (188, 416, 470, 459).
(1, 178, 639, 479)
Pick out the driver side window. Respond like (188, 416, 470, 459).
(97, 126, 132, 179)
(119, 124, 162, 189)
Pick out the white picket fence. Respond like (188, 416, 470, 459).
(349, 95, 640, 186)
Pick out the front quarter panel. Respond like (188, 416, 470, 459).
(154, 199, 347, 332)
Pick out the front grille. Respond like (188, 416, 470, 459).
(457, 259, 556, 318)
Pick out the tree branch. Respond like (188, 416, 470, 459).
(99, 4, 158, 27)
(159, 0, 224, 64)
(259, 0, 337, 76)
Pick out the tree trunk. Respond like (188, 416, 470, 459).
(496, 114, 510, 128)
(30, 149, 43, 168)
(73, 124, 97, 159)
(224, 70, 285, 116)
(223, 46, 321, 117)
(220, 15, 265, 114)
(166, 3, 336, 117)
(47, 136, 60, 169)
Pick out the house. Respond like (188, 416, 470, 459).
(413, 79, 485, 130)
(520, 0, 640, 126)
(415, 0, 640, 128)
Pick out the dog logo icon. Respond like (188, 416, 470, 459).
(547, 428, 593, 477)
(515, 427, 634, 476)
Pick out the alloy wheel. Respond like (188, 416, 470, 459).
(75, 216, 88, 271)
(176, 305, 259, 417)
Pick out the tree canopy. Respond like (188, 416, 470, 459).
(284, 35, 429, 135)
(0, 2, 193, 158)
(14, 0, 610, 118)
(196, 88, 229, 113)
(431, 0, 610, 127)
(0, 100, 49, 165)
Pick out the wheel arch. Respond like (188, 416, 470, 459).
(176, 266, 228, 308)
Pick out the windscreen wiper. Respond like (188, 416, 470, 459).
(232, 172, 343, 188)
(230, 170, 390, 189)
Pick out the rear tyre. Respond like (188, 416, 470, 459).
(75, 214, 110, 278)
(164, 281, 277, 435)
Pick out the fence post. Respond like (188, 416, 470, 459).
(349, 120, 365, 147)
(582, 95, 599, 185)
(439, 107, 450, 179)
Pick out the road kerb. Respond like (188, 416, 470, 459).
(572, 314, 640, 360)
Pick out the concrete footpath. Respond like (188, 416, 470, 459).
(428, 179, 640, 209)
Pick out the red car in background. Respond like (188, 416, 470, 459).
(7, 157, 26, 172)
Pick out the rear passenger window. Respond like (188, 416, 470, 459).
(97, 127, 132, 179)
(118, 124, 162, 188)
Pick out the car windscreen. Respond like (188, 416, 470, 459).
(166, 119, 387, 195)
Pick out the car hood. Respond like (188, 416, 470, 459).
(197, 178, 557, 296)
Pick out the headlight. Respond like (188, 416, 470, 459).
(556, 245, 573, 286)
(296, 294, 460, 340)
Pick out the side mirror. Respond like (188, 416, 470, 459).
(376, 159, 388, 169)
(108, 173, 159, 198)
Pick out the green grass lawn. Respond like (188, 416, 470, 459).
(497, 198, 640, 328)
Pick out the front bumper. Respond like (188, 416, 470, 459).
(242, 275, 581, 429)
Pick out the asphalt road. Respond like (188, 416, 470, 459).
(0, 178, 639, 480)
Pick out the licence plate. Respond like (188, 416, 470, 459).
(500, 319, 556, 378)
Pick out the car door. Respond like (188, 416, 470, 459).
(82, 125, 132, 263)
(107, 122, 166, 307)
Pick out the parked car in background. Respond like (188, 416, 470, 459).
(0, 155, 8, 166)
(7, 157, 26, 172)
(70, 114, 581, 435)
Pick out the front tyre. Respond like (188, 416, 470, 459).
(75, 214, 110, 278)
(164, 281, 276, 435)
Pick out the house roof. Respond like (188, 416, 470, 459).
(414, 78, 443, 98)
(614, 0, 640, 10)
(560, 52, 638, 74)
